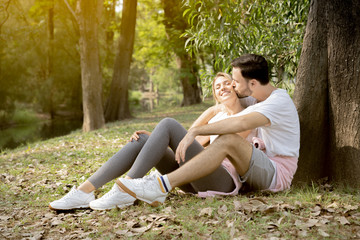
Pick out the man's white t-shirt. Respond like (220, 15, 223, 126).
(240, 89, 300, 158)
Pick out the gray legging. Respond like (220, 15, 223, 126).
(88, 118, 235, 193)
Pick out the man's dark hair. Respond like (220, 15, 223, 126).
(231, 54, 269, 85)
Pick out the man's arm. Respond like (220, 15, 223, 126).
(192, 112, 269, 136)
(175, 112, 270, 162)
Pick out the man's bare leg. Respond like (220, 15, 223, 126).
(168, 134, 253, 188)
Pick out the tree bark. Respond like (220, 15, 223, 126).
(77, 0, 105, 131)
(46, 0, 55, 119)
(161, 0, 201, 106)
(104, 0, 137, 122)
(0, 0, 12, 93)
(293, 0, 360, 185)
(327, 0, 360, 184)
(175, 53, 201, 106)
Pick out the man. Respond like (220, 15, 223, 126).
(117, 54, 300, 206)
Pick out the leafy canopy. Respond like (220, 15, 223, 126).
(182, 0, 309, 94)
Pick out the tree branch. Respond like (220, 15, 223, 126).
(63, 0, 78, 24)
(0, 0, 12, 29)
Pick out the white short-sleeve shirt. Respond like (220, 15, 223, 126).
(240, 89, 300, 158)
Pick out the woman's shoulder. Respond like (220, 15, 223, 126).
(208, 111, 229, 123)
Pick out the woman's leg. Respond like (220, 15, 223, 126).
(126, 118, 235, 193)
(86, 134, 150, 190)
(154, 147, 197, 193)
(126, 118, 203, 178)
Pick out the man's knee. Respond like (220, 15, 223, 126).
(213, 134, 244, 150)
(214, 133, 252, 154)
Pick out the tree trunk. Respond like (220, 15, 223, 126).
(77, 0, 105, 131)
(46, 0, 55, 119)
(0, 0, 12, 104)
(293, 0, 360, 186)
(104, 0, 137, 122)
(175, 53, 201, 106)
(161, 0, 201, 106)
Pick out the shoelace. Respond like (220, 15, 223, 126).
(62, 187, 78, 200)
(144, 171, 159, 180)
(131, 175, 160, 192)
(101, 185, 120, 199)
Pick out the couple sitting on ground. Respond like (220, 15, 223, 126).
(49, 54, 300, 211)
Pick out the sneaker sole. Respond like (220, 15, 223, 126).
(48, 204, 90, 211)
(90, 202, 133, 211)
(116, 179, 161, 207)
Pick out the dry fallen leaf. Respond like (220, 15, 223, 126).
(131, 222, 154, 233)
(234, 200, 242, 211)
(205, 219, 219, 225)
(337, 216, 350, 225)
(50, 219, 63, 226)
(298, 230, 308, 237)
(115, 229, 129, 236)
(199, 207, 213, 217)
(304, 219, 318, 228)
(318, 229, 330, 237)
(218, 205, 228, 215)
(226, 220, 234, 228)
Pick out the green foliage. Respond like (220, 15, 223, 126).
(11, 108, 38, 125)
(0, 0, 82, 123)
(182, 0, 309, 94)
(129, 90, 142, 106)
(129, 0, 178, 94)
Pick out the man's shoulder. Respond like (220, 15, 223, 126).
(239, 96, 257, 107)
(264, 89, 293, 105)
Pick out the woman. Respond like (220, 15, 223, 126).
(49, 72, 253, 211)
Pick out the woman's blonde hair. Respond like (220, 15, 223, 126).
(212, 72, 233, 104)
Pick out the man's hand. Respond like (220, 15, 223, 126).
(175, 130, 197, 163)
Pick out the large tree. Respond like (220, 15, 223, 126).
(293, 0, 360, 185)
(161, 0, 201, 106)
(76, 0, 105, 131)
(104, 0, 137, 121)
(45, 0, 54, 119)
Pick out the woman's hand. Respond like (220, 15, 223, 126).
(129, 130, 151, 142)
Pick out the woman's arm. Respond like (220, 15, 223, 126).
(191, 104, 222, 147)
(190, 104, 222, 129)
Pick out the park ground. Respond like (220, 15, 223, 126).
(0, 101, 359, 239)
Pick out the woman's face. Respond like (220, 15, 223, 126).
(213, 76, 237, 103)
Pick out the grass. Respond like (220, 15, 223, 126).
(1, 100, 359, 239)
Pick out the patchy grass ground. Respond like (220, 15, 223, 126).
(1, 101, 359, 239)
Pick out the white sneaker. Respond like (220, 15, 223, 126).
(89, 183, 136, 210)
(49, 186, 95, 210)
(116, 174, 168, 207)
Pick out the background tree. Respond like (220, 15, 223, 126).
(182, 0, 309, 96)
(129, 0, 177, 96)
(293, 0, 360, 185)
(161, 0, 201, 106)
(104, 0, 137, 121)
(46, 0, 54, 118)
(0, 0, 13, 122)
(76, 0, 105, 131)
